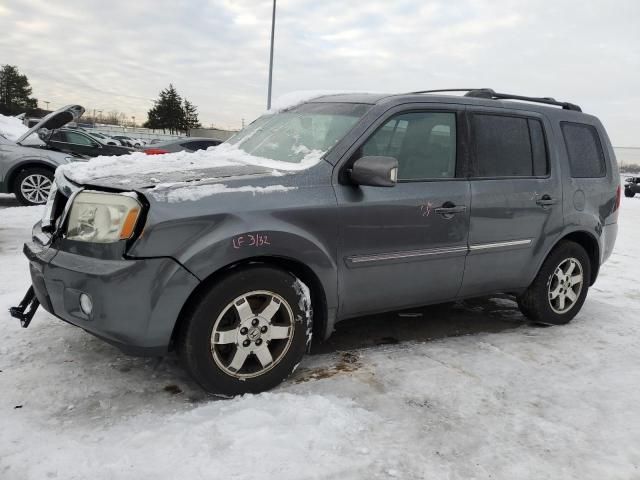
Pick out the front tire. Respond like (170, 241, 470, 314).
(624, 188, 635, 198)
(178, 266, 312, 395)
(517, 241, 590, 325)
(13, 168, 54, 206)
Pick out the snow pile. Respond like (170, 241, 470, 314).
(60, 143, 323, 184)
(152, 183, 296, 203)
(2, 392, 377, 480)
(0, 113, 28, 141)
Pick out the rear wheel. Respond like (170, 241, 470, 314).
(178, 266, 312, 395)
(517, 241, 590, 325)
(13, 168, 54, 206)
(624, 188, 635, 198)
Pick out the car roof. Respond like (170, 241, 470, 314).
(306, 90, 594, 119)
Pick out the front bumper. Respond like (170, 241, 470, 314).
(24, 240, 199, 356)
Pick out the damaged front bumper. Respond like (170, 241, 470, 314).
(10, 223, 200, 357)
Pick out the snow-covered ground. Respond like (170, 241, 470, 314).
(1, 198, 639, 479)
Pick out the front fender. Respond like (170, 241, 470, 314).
(127, 182, 339, 316)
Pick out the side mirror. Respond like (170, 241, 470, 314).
(350, 156, 398, 187)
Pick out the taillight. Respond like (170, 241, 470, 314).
(615, 184, 621, 211)
(144, 148, 169, 155)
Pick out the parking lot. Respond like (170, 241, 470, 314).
(1, 192, 639, 479)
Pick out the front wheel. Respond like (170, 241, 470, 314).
(517, 241, 590, 325)
(13, 168, 54, 206)
(178, 266, 312, 395)
(624, 188, 635, 198)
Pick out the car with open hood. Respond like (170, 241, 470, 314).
(0, 105, 90, 205)
(11, 89, 620, 396)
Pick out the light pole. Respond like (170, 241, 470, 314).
(44, 101, 50, 110)
(266, 0, 276, 110)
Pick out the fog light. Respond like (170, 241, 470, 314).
(79, 293, 93, 316)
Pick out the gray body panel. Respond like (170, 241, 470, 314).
(0, 137, 70, 193)
(21, 92, 620, 354)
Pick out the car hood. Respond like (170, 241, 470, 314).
(63, 161, 281, 191)
(16, 105, 85, 145)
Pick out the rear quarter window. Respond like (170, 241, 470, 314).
(561, 122, 606, 178)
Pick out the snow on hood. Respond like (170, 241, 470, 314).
(0, 114, 28, 141)
(150, 183, 296, 203)
(59, 142, 322, 186)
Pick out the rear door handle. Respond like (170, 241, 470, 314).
(536, 195, 557, 207)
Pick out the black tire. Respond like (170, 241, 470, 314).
(624, 188, 635, 198)
(177, 266, 312, 395)
(517, 241, 591, 325)
(13, 168, 54, 206)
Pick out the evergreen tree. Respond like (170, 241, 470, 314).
(182, 99, 201, 135)
(144, 84, 202, 134)
(0, 65, 38, 115)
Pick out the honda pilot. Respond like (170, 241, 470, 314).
(11, 89, 620, 395)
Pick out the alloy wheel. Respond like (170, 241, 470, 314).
(547, 257, 584, 314)
(20, 174, 52, 204)
(210, 290, 295, 379)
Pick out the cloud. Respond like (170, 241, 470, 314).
(0, 0, 638, 144)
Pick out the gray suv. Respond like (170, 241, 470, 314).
(11, 89, 620, 395)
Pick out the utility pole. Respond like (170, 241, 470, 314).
(266, 0, 276, 110)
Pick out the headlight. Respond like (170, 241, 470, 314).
(66, 191, 142, 243)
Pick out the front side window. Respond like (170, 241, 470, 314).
(472, 114, 548, 177)
(227, 102, 370, 164)
(64, 131, 96, 146)
(50, 131, 65, 142)
(360, 111, 457, 180)
(561, 122, 606, 178)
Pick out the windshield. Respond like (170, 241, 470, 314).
(227, 102, 370, 164)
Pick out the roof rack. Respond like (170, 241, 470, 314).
(408, 88, 582, 112)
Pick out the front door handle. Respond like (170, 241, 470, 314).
(536, 194, 557, 207)
(435, 202, 466, 218)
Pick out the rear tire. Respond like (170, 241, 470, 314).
(178, 266, 312, 395)
(624, 188, 635, 198)
(517, 241, 590, 325)
(13, 168, 54, 206)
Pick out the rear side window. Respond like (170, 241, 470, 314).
(561, 122, 606, 178)
(472, 114, 548, 177)
(183, 140, 221, 151)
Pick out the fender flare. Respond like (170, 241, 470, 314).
(530, 227, 601, 287)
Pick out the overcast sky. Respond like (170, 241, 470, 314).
(1, 0, 638, 144)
